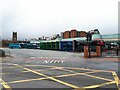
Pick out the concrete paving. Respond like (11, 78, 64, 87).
(1, 48, 120, 90)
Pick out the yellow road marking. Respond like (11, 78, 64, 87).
(7, 63, 119, 89)
(1, 79, 12, 90)
(24, 67, 80, 88)
(83, 73, 113, 81)
(25, 64, 113, 73)
(22, 67, 58, 72)
(59, 68, 113, 82)
(13, 64, 80, 89)
(6, 71, 100, 84)
(6, 66, 113, 86)
(2, 67, 61, 74)
(25, 64, 56, 68)
(8, 78, 46, 84)
(63, 67, 114, 73)
(112, 72, 120, 90)
(55, 71, 99, 78)
(24, 64, 92, 71)
(80, 73, 113, 82)
(83, 81, 115, 89)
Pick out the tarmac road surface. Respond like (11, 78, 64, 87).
(1, 48, 120, 90)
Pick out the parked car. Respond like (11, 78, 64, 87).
(9, 43, 21, 49)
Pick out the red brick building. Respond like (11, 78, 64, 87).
(63, 31, 70, 38)
(79, 31, 87, 37)
(62, 29, 87, 39)
(70, 29, 77, 38)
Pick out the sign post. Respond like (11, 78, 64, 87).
(86, 31, 92, 58)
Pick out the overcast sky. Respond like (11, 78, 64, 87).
(1, 0, 119, 40)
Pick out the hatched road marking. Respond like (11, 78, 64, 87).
(1, 63, 120, 90)
(13, 64, 80, 89)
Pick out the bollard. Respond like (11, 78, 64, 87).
(96, 46, 101, 57)
(84, 46, 88, 57)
